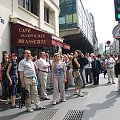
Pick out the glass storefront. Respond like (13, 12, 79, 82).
(59, 0, 77, 29)
(11, 46, 58, 61)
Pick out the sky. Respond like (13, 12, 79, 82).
(82, 0, 118, 45)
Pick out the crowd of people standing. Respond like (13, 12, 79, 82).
(0, 49, 120, 112)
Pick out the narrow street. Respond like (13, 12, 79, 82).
(0, 74, 119, 120)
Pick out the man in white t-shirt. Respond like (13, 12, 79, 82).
(37, 52, 50, 100)
(105, 54, 115, 84)
(18, 50, 46, 112)
(85, 53, 93, 84)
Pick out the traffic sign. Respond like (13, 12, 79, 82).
(106, 40, 111, 45)
(113, 24, 120, 38)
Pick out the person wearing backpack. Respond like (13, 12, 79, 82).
(6, 53, 18, 108)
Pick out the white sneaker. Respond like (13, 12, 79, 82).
(36, 105, 46, 110)
(52, 101, 56, 105)
(60, 99, 66, 102)
(31, 100, 34, 104)
(26, 108, 34, 112)
(77, 93, 84, 97)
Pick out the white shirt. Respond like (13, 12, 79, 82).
(37, 58, 50, 72)
(85, 57, 93, 69)
(18, 58, 36, 77)
(105, 57, 115, 68)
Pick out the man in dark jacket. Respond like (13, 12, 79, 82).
(91, 54, 102, 85)
(115, 54, 120, 91)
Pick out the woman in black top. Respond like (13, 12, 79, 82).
(0, 53, 9, 101)
(7, 53, 18, 108)
(115, 54, 120, 92)
(72, 51, 83, 97)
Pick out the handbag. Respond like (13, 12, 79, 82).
(73, 71, 80, 78)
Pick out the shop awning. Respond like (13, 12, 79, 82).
(51, 39, 70, 50)
(11, 23, 70, 50)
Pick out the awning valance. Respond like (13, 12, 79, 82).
(11, 23, 70, 50)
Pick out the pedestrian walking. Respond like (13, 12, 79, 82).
(6, 53, 18, 108)
(72, 51, 83, 97)
(18, 50, 46, 112)
(76, 50, 88, 88)
(51, 53, 66, 105)
(105, 54, 115, 84)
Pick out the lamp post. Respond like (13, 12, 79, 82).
(105, 44, 107, 56)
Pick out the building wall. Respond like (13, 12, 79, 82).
(0, 0, 13, 62)
(0, 0, 60, 62)
(59, 0, 96, 47)
(76, 0, 93, 45)
(110, 39, 119, 54)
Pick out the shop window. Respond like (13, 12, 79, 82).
(18, 0, 39, 16)
(33, 48, 39, 56)
(18, 48, 24, 58)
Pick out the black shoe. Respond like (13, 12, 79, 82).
(82, 86, 85, 88)
(107, 82, 111, 84)
(11, 105, 17, 108)
(112, 82, 115, 84)
(42, 97, 50, 100)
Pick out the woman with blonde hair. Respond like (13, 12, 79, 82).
(51, 53, 66, 105)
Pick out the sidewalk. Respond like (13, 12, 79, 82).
(0, 74, 119, 120)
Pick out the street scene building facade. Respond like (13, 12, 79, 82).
(110, 39, 119, 54)
(59, 0, 98, 53)
(0, 0, 70, 62)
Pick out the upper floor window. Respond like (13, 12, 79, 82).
(44, 5, 55, 26)
(18, 0, 31, 11)
(18, 0, 39, 16)
(44, 7, 49, 23)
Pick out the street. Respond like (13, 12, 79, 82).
(0, 74, 120, 120)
